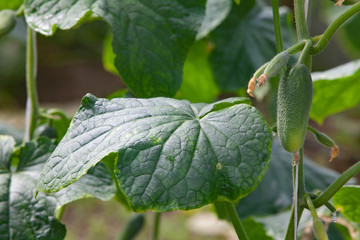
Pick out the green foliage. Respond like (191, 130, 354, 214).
(327, 222, 353, 240)
(103, 36, 220, 103)
(196, 0, 232, 39)
(0, 135, 116, 239)
(176, 39, 219, 103)
(311, 60, 360, 124)
(24, 0, 206, 98)
(209, 1, 295, 90)
(0, 135, 66, 240)
(333, 186, 360, 223)
(341, 12, 360, 56)
(0, 0, 23, 11)
(3, 0, 360, 239)
(37, 94, 272, 212)
(242, 218, 273, 240)
(236, 138, 344, 218)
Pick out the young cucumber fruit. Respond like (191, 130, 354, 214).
(0, 10, 16, 37)
(277, 63, 313, 153)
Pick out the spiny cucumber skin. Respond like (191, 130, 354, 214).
(264, 51, 290, 78)
(0, 10, 16, 37)
(277, 64, 313, 153)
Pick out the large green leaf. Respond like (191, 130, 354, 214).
(209, 2, 295, 91)
(196, 0, 232, 39)
(236, 138, 346, 218)
(0, 136, 116, 239)
(176, 39, 219, 103)
(37, 94, 272, 212)
(311, 60, 360, 124)
(333, 185, 360, 223)
(103, 36, 220, 103)
(0, 136, 66, 240)
(24, 0, 206, 98)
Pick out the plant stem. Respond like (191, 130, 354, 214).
(324, 202, 337, 213)
(285, 206, 305, 240)
(24, 27, 39, 142)
(254, 62, 269, 78)
(298, 40, 312, 64)
(311, 2, 360, 55)
(223, 201, 249, 240)
(294, 0, 310, 40)
(285, 35, 321, 55)
(214, 201, 228, 220)
(306, 196, 318, 219)
(151, 212, 161, 240)
(313, 161, 360, 208)
(285, 149, 306, 240)
(271, 0, 283, 53)
(293, 157, 299, 240)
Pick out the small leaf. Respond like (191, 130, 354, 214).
(209, 2, 295, 90)
(0, 135, 15, 170)
(196, 0, 232, 39)
(236, 138, 347, 218)
(37, 94, 272, 212)
(311, 60, 360, 124)
(24, 0, 207, 97)
(333, 185, 360, 223)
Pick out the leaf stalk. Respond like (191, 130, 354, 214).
(223, 201, 249, 240)
(311, 2, 360, 55)
(24, 27, 39, 142)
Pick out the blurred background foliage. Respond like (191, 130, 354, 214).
(1, 0, 360, 239)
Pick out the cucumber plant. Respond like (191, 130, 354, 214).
(1, 0, 360, 239)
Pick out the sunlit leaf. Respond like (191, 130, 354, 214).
(37, 94, 272, 212)
(333, 185, 360, 223)
(311, 60, 360, 124)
